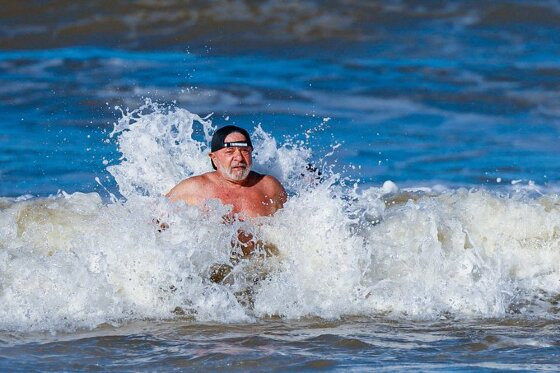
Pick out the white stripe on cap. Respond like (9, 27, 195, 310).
(223, 141, 249, 147)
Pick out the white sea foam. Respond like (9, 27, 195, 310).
(1, 102, 560, 332)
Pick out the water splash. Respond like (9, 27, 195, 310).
(1, 103, 560, 332)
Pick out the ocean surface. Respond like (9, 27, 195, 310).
(2, 0, 560, 371)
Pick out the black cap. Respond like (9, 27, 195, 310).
(210, 125, 253, 169)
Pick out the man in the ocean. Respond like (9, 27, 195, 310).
(166, 125, 286, 283)
(166, 125, 287, 218)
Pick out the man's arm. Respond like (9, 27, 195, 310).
(263, 175, 287, 211)
(155, 176, 205, 232)
(165, 176, 205, 205)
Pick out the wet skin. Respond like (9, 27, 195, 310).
(166, 132, 287, 218)
(165, 132, 287, 262)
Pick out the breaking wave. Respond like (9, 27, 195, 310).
(1, 102, 560, 332)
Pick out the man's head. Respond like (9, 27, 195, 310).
(209, 125, 253, 181)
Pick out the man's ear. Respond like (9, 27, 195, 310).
(209, 152, 218, 170)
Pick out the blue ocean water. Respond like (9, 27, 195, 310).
(2, 0, 560, 370)
(3, 37, 560, 195)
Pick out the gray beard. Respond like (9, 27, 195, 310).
(219, 164, 251, 181)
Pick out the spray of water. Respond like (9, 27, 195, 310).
(1, 101, 560, 332)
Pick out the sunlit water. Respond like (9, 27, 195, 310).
(2, 1, 560, 370)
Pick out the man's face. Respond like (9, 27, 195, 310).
(210, 132, 253, 181)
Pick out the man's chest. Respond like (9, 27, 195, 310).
(210, 188, 275, 217)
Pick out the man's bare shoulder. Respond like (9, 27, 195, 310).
(259, 174, 287, 205)
(166, 172, 215, 203)
(259, 174, 283, 189)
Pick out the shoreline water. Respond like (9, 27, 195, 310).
(2, 317, 560, 371)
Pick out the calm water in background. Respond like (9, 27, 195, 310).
(2, 0, 560, 370)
